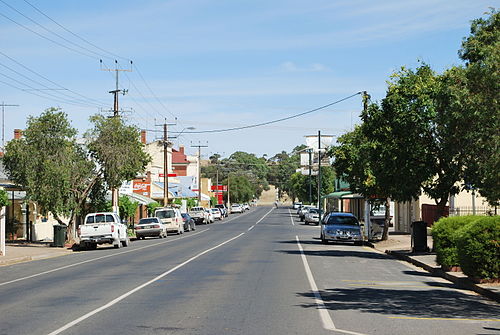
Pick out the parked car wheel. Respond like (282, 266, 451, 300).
(321, 234, 328, 245)
(122, 236, 130, 247)
(114, 238, 121, 249)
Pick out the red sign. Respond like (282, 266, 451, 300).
(159, 173, 177, 177)
(133, 181, 151, 196)
(211, 185, 227, 191)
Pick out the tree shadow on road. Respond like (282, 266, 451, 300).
(276, 247, 390, 260)
(296, 287, 500, 319)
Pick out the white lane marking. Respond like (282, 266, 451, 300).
(255, 207, 274, 224)
(288, 208, 295, 225)
(295, 236, 368, 335)
(248, 226, 255, 231)
(47, 232, 246, 335)
(0, 229, 209, 287)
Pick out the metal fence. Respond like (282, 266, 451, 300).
(449, 206, 497, 217)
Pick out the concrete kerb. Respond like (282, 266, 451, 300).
(364, 241, 500, 303)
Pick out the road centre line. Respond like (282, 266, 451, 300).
(47, 231, 247, 335)
(288, 208, 295, 225)
(295, 236, 368, 335)
(0, 207, 266, 287)
(46, 208, 273, 335)
(0, 228, 209, 287)
(388, 316, 500, 322)
(255, 207, 274, 224)
(248, 226, 255, 231)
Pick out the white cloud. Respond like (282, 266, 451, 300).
(280, 61, 330, 73)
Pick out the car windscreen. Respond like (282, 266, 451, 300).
(326, 215, 359, 226)
(156, 210, 175, 219)
(211, 209, 219, 213)
(138, 218, 158, 225)
(308, 209, 319, 214)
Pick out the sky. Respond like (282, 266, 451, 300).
(0, 0, 496, 159)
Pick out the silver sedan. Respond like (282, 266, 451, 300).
(135, 217, 167, 239)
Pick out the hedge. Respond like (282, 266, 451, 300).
(456, 216, 500, 280)
(431, 216, 479, 267)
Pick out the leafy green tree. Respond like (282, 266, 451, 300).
(224, 174, 253, 203)
(287, 166, 335, 204)
(3, 109, 97, 240)
(267, 145, 305, 200)
(118, 195, 139, 223)
(0, 188, 9, 208)
(147, 201, 161, 216)
(362, 65, 471, 219)
(459, 9, 500, 205)
(86, 115, 151, 191)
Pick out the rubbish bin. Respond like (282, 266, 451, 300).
(411, 221, 428, 252)
(52, 225, 67, 247)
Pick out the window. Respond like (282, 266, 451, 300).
(326, 215, 359, 226)
(156, 210, 175, 219)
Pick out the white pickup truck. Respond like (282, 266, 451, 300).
(79, 212, 130, 250)
(188, 206, 208, 224)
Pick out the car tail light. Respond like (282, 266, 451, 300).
(154, 225, 160, 228)
(135, 226, 142, 230)
(111, 225, 114, 233)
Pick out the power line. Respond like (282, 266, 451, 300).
(1, 2, 178, 123)
(0, 0, 107, 60)
(0, 51, 108, 106)
(22, 0, 131, 62)
(0, 11, 97, 60)
(168, 92, 362, 134)
(0, 60, 103, 108)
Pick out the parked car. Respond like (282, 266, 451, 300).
(210, 208, 223, 221)
(135, 217, 167, 239)
(242, 203, 250, 211)
(205, 209, 215, 223)
(79, 212, 129, 250)
(230, 204, 244, 213)
(181, 213, 196, 232)
(215, 204, 228, 217)
(298, 205, 314, 221)
(189, 206, 209, 224)
(293, 202, 303, 210)
(320, 212, 363, 245)
(155, 207, 184, 235)
(304, 208, 322, 225)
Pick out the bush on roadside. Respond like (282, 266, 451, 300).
(431, 216, 478, 267)
(456, 216, 500, 280)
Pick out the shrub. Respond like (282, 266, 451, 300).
(456, 216, 500, 280)
(431, 216, 479, 267)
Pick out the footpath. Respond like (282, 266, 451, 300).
(0, 242, 73, 266)
(368, 233, 500, 303)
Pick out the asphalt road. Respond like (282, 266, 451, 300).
(0, 206, 498, 335)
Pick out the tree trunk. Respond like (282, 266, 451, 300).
(435, 196, 448, 223)
(382, 197, 391, 240)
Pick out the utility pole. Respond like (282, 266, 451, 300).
(317, 130, 322, 225)
(100, 60, 132, 214)
(0, 102, 19, 150)
(307, 148, 313, 204)
(155, 120, 177, 206)
(362, 91, 372, 240)
(191, 143, 208, 205)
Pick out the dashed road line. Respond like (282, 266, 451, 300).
(0, 228, 209, 287)
(47, 231, 247, 335)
